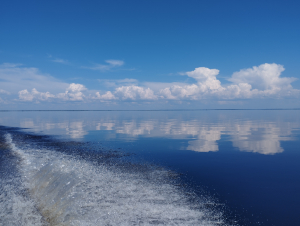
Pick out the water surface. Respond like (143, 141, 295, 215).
(0, 110, 299, 225)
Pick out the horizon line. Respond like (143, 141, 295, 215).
(0, 108, 300, 112)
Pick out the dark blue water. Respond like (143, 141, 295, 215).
(0, 110, 299, 225)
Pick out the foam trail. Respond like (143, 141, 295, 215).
(2, 133, 226, 226)
(0, 136, 46, 225)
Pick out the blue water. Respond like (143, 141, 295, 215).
(0, 110, 299, 225)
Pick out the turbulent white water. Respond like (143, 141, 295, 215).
(0, 133, 225, 226)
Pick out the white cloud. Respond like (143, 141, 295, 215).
(2, 62, 299, 105)
(94, 84, 157, 101)
(48, 54, 69, 64)
(105, 60, 124, 67)
(52, 58, 69, 64)
(0, 63, 23, 68)
(98, 78, 138, 87)
(0, 64, 91, 103)
(157, 63, 299, 100)
(155, 67, 224, 100)
(159, 84, 199, 100)
(224, 63, 299, 98)
(84, 60, 124, 71)
(57, 83, 87, 101)
(159, 87, 177, 99)
(18, 88, 55, 102)
(67, 83, 86, 92)
(114, 85, 157, 100)
(18, 83, 87, 102)
(186, 67, 221, 90)
(0, 89, 10, 95)
(230, 63, 291, 90)
(94, 91, 117, 101)
(0, 63, 68, 93)
(218, 83, 253, 99)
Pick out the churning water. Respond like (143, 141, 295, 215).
(0, 131, 225, 226)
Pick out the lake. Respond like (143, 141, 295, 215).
(0, 110, 299, 225)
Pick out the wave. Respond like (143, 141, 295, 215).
(0, 132, 226, 226)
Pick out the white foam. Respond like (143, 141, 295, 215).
(2, 133, 225, 226)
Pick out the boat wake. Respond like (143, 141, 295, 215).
(0, 131, 226, 226)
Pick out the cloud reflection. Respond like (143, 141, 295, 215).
(187, 127, 223, 152)
(20, 120, 88, 139)
(10, 113, 299, 155)
(229, 121, 290, 155)
(92, 118, 297, 154)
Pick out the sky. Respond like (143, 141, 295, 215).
(1, 0, 300, 109)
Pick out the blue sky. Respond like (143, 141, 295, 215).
(1, 0, 300, 109)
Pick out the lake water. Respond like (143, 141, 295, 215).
(0, 110, 299, 226)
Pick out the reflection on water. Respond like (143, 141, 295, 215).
(2, 111, 300, 226)
(187, 127, 222, 153)
(1, 111, 299, 155)
(20, 120, 88, 139)
(229, 121, 289, 155)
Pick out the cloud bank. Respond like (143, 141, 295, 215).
(158, 63, 299, 100)
(0, 63, 299, 105)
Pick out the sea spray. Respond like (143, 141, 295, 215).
(0, 134, 46, 226)
(2, 133, 226, 226)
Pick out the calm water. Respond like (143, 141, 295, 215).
(0, 110, 299, 226)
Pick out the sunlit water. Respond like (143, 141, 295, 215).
(0, 110, 300, 226)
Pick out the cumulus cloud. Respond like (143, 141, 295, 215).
(157, 63, 299, 100)
(93, 84, 157, 101)
(94, 91, 117, 101)
(227, 63, 298, 97)
(84, 60, 124, 71)
(186, 67, 221, 90)
(3, 62, 300, 105)
(67, 83, 86, 93)
(114, 85, 157, 100)
(57, 83, 87, 101)
(18, 83, 87, 102)
(157, 67, 223, 100)
(18, 88, 55, 102)
(230, 64, 287, 89)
